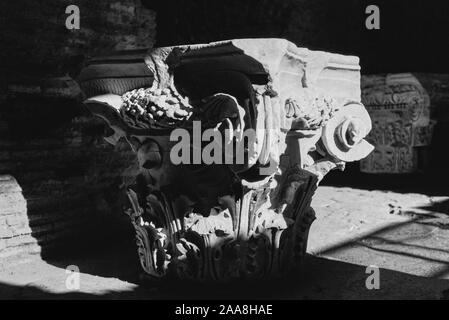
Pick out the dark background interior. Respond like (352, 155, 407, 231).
(1, 0, 448, 79)
(146, 0, 449, 75)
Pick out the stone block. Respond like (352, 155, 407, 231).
(360, 73, 434, 173)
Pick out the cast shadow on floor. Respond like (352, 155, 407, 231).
(323, 163, 449, 199)
(1, 251, 448, 299)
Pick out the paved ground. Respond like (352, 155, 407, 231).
(1, 173, 448, 299)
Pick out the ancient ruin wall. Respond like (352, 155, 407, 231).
(0, 0, 155, 262)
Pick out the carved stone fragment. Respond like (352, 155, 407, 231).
(360, 73, 434, 173)
(77, 39, 373, 281)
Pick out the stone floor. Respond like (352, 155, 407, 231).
(1, 172, 448, 299)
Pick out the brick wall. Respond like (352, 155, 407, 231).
(0, 99, 139, 263)
(0, 0, 155, 263)
(0, 176, 31, 261)
(0, 0, 156, 79)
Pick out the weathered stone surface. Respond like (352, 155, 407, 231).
(413, 73, 449, 174)
(360, 73, 434, 173)
(80, 39, 373, 281)
(415, 73, 449, 123)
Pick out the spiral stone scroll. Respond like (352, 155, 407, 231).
(77, 38, 373, 281)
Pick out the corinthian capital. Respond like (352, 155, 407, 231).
(77, 38, 373, 281)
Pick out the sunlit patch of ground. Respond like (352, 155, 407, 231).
(310, 187, 449, 279)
